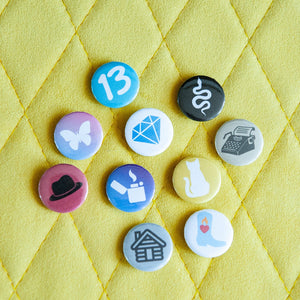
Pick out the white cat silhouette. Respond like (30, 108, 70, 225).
(184, 159, 210, 198)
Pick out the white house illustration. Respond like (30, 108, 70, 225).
(131, 229, 166, 262)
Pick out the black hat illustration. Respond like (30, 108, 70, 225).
(50, 175, 82, 201)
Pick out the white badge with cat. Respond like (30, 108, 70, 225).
(172, 157, 221, 203)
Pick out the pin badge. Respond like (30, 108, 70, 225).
(172, 157, 221, 203)
(91, 62, 139, 108)
(215, 119, 263, 166)
(184, 209, 233, 257)
(106, 164, 155, 212)
(38, 164, 88, 213)
(177, 76, 225, 121)
(54, 112, 103, 160)
(125, 108, 173, 156)
(123, 223, 173, 271)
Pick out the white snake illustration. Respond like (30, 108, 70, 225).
(192, 78, 211, 116)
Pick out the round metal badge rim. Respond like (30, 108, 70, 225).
(106, 164, 155, 213)
(184, 209, 234, 258)
(177, 75, 225, 122)
(172, 157, 221, 204)
(214, 118, 264, 166)
(123, 222, 173, 272)
(38, 163, 88, 213)
(124, 108, 174, 157)
(54, 111, 103, 160)
(91, 61, 140, 108)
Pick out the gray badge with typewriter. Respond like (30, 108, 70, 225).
(215, 119, 263, 166)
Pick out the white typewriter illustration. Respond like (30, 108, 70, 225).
(221, 126, 255, 155)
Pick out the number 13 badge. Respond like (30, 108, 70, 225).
(177, 76, 225, 122)
(91, 62, 139, 108)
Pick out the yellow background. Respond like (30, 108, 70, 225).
(0, 0, 299, 299)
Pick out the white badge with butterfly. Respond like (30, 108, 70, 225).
(60, 121, 91, 151)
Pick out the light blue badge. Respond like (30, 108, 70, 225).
(54, 112, 103, 160)
(91, 62, 139, 108)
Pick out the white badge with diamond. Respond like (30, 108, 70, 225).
(125, 108, 173, 156)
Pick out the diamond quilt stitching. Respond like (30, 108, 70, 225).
(68, 213, 106, 296)
(0, 0, 298, 298)
(0, 0, 10, 18)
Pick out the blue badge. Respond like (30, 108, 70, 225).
(106, 164, 155, 212)
(91, 62, 139, 108)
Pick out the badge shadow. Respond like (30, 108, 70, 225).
(48, 112, 70, 157)
(31, 165, 49, 208)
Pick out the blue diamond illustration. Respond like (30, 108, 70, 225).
(132, 115, 160, 144)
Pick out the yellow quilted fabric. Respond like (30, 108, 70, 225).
(0, 0, 299, 299)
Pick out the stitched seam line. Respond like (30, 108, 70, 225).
(203, 122, 291, 293)
(0, 258, 16, 297)
(241, 203, 290, 295)
(249, 41, 290, 121)
(229, 0, 300, 146)
(137, 1, 276, 294)
(191, 289, 199, 300)
(229, 0, 272, 41)
(197, 201, 244, 292)
(103, 153, 169, 293)
(155, 205, 202, 297)
(8, 291, 21, 300)
(25, 114, 51, 166)
(69, 213, 106, 298)
(91, 15, 200, 295)
(15, 214, 61, 290)
(248, 0, 275, 40)
(287, 274, 300, 298)
(249, 41, 300, 145)
(164, 0, 192, 41)
(23, 0, 99, 115)
(0, 0, 11, 19)
(144, 0, 183, 80)
(0, 0, 296, 298)
(104, 190, 164, 298)
(197, 116, 292, 292)
(0, 114, 23, 154)
(0, 57, 51, 167)
(60, 0, 93, 67)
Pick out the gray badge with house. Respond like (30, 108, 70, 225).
(131, 229, 166, 262)
(123, 223, 173, 272)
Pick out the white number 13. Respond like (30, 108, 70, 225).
(98, 66, 131, 101)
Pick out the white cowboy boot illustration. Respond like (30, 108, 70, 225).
(196, 211, 226, 247)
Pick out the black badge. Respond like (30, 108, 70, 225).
(177, 76, 225, 121)
(50, 175, 82, 201)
